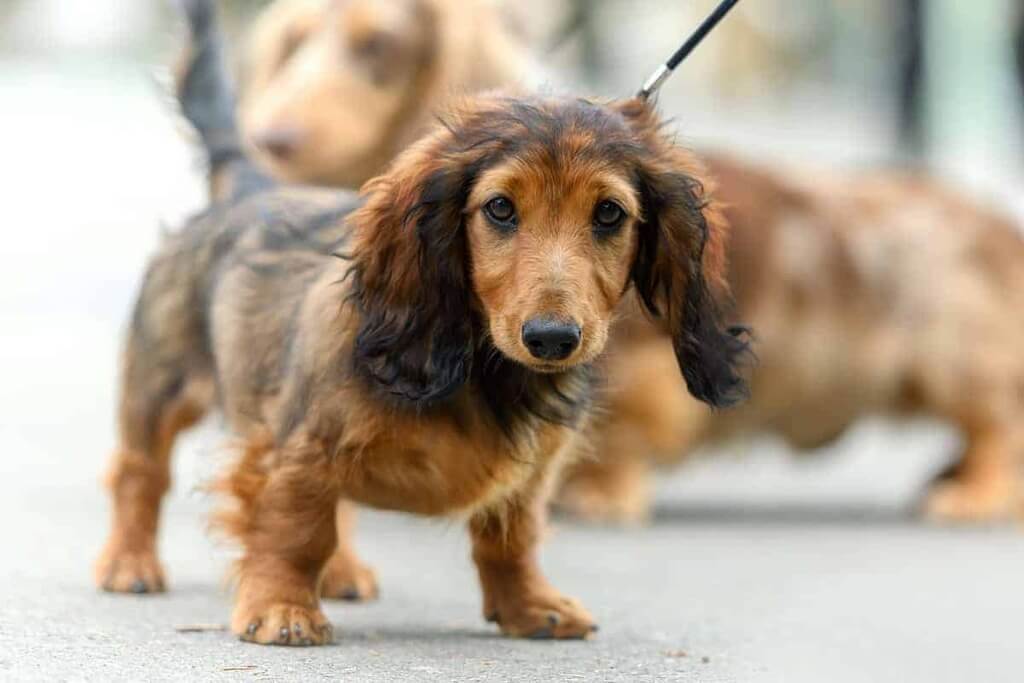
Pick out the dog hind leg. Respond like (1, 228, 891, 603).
(923, 415, 1021, 523)
(320, 500, 379, 601)
(556, 451, 653, 525)
(94, 335, 211, 593)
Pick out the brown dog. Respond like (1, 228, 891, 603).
(560, 155, 1024, 524)
(94, 1, 747, 644)
(239, 0, 532, 187)
(235, 0, 1024, 526)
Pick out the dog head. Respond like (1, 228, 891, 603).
(241, 0, 530, 188)
(241, 0, 440, 187)
(348, 94, 749, 408)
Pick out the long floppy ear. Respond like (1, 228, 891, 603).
(346, 120, 486, 404)
(616, 99, 750, 408)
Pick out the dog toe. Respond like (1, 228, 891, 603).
(234, 603, 333, 646)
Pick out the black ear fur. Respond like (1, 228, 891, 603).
(350, 165, 478, 405)
(631, 168, 750, 409)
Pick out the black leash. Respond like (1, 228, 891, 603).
(638, 0, 744, 100)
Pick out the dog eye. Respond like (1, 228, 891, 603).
(593, 200, 626, 236)
(483, 196, 517, 231)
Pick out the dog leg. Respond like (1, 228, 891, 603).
(230, 458, 337, 646)
(924, 419, 1020, 523)
(556, 454, 653, 525)
(320, 500, 379, 601)
(470, 492, 597, 639)
(95, 374, 208, 593)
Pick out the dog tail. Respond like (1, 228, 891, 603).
(175, 0, 273, 203)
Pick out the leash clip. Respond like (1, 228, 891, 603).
(637, 0, 743, 100)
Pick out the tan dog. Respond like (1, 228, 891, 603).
(240, 0, 532, 187)
(561, 155, 1024, 525)
(94, 1, 747, 644)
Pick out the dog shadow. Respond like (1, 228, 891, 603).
(645, 501, 926, 527)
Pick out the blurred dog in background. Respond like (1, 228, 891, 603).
(239, 0, 533, 187)
(561, 156, 1024, 524)
(232, 0, 1024, 526)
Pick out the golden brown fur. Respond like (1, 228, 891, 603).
(95, 79, 748, 644)
(561, 155, 1024, 525)
(240, 0, 531, 187)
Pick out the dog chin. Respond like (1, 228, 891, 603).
(518, 353, 583, 375)
(526, 361, 571, 374)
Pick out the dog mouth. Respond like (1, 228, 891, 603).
(521, 350, 593, 374)
(526, 360, 570, 374)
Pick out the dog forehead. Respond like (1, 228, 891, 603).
(462, 98, 642, 197)
(481, 155, 635, 211)
(332, 0, 423, 39)
(449, 97, 632, 156)
(516, 99, 632, 152)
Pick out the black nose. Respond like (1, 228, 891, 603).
(521, 318, 581, 361)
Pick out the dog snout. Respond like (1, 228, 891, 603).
(251, 126, 304, 160)
(521, 318, 581, 361)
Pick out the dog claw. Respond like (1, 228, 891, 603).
(130, 579, 148, 594)
(527, 627, 554, 639)
(486, 611, 501, 624)
(340, 587, 360, 601)
(546, 613, 559, 626)
(234, 606, 330, 646)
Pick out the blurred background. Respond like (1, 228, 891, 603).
(3, 0, 1022, 510)
(2, 3, 1023, 680)
(4, 0, 1023, 180)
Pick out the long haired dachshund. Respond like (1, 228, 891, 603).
(560, 155, 1024, 525)
(239, 0, 532, 187)
(94, 1, 747, 644)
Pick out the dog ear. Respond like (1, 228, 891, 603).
(347, 122, 485, 405)
(616, 99, 750, 408)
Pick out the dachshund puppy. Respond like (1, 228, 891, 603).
(240, 0, 532, 187)
(94, 1, 747, 644)
(560, 155, 1024, 525)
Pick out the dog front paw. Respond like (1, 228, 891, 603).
(94, 543, 166, 594)
(232, 602, 333, 646)
(320, 553, 379, 602)
(485, 590, 597, 639)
